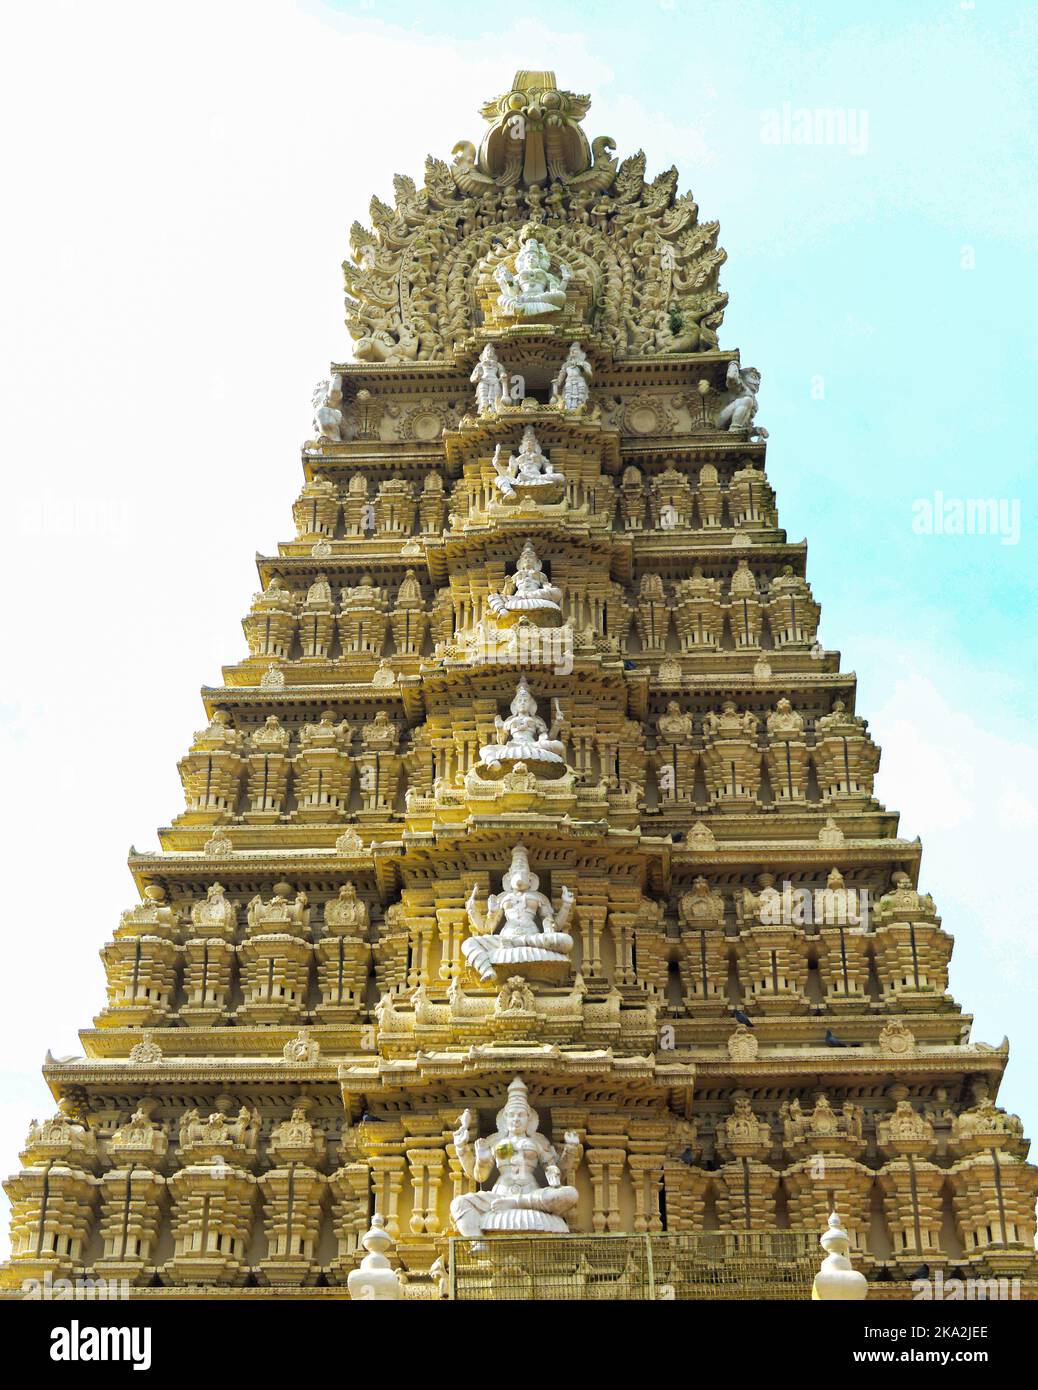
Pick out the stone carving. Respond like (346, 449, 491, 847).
(203, 829, 234, 857)
(492, 227, 572, 317)
(876, 1100, 934, 1155)
(495, 976, 536, 1013)
(462, 843, 575, 982)
(282, 1029, 320, 1064)
(312, 374, 344, 441)
(334, 827, 365, 855)
(450, 1076, 581, 1246)
(551, 340, 593, 410)
(878, 1018, 916, 1056)
(658, 700, 694, 743)
(477, 679, 566, 777)
(460, 74, 600, 186)
(727, 1024, 759, 1060)
(491, 426, 566, 503)
(324, 882, 369, 933)
(470, 343, 509, 413)
(128, 1031, 163, 1065)
(487, 541, 563, 626)
(717, 361, 767, 438)
(345, 71, 726, 362)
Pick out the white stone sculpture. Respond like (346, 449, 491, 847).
(491, 426, 566, 502)
(717, 361, 768, 438)
(312, 373, 344, 441)
(462, 843, 575, 982)
(551, 341, 592, 411)
(470, 343, 509, 412)
(812, 1211, 868, 1301)
(477, 678, 566, 776)
(450, 1076, 581, 1247)
(347, 1214, 403, 1301)
(494, 234, 572, 317)
(487, 541, 563, 627)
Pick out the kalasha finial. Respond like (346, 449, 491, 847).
(812, 1212, 868, 1301)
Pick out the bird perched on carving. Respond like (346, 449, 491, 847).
(824, 1028, 862, 1048)
(733, 1009, 754, 1028)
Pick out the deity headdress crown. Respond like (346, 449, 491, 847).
(501, 842, 539, 893)
(509, 678, 538, 717)
(495, 1075, 539, 1135)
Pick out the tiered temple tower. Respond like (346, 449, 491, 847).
(4, 72, 1035, 1301)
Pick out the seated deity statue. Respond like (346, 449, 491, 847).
(717, 361, 768, 438)
(551, 340, 593, 411)
(494, 233, 572, 317)
(450, 1077, 582, 1248)
(470, 343, 509, 413)
(491, 426, 566, 502)
(477, 679, 566, 777)
(462, 843, 575, 983)
(486, 541, 563, 627)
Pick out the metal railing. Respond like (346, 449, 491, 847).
(447, 1231, 818, 1301)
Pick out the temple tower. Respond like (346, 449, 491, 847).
(3, 71, 1035, 1300)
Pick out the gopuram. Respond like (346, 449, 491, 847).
(3, 71, 1035, 1302)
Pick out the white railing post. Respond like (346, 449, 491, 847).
(347, 1213, 404, 1301)
(812, 1211, 868, 1301)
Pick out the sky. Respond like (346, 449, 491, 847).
(0, 0, 1035, 1252)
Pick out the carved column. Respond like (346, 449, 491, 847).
(95, 1101, 168, 1285)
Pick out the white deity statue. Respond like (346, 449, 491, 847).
(450, 1077, 582, 1247)
(551, 341, 593, 411)
(486, 541, 563, 627)
(478, 678, 566, 776)
(312, 374, 344, 441)
(491, 426, 566, 502)
(717, 361, 768, 438)
(470, 343, 509, 413)
(494, 234, 572, 317)
(462, 843, 575, 982)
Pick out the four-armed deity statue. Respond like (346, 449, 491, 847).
(462, 842, 575, 982)
(487, 541, 563, 627)
(491, 426, 566, 503)
(450, 1076, 582, 1247)
(494, 230, 572, 318)
(477, 678, 567, 778)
